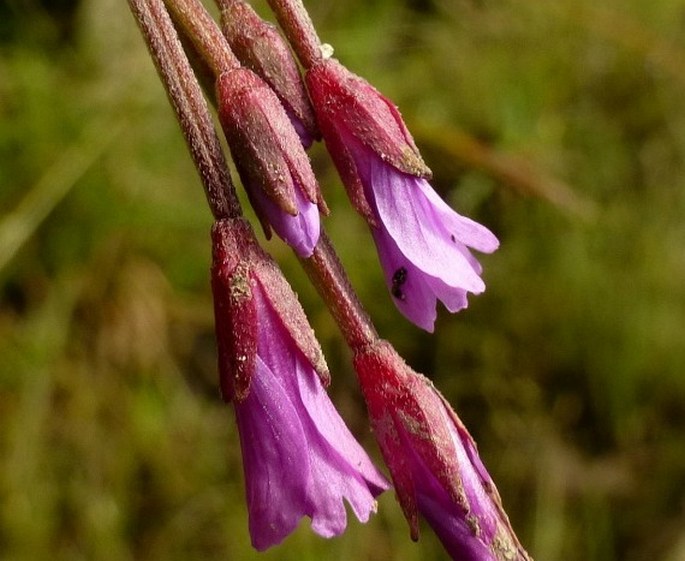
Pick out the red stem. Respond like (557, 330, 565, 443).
(300, 232, 379, 350)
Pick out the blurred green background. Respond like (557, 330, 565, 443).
(1, 0, 684, 560)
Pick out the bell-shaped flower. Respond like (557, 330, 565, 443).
(219, 0, 319, 147)
(217, 68, 326, 257)
(306, 57, 498, 331)
(353, 340, 532, 561)
(211, 217, 388, 550)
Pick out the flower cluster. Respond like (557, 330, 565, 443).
(215, 1, 499, 331)
(130, 0, 532, 559)
(216, 68, 325, 258)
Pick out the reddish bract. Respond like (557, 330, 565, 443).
(306, 57, 430, 223)
(221, 0, 319, 145)
(211, 218, 330, 402)
(354, 340, 531, 561)
(217, 68, 325, 219)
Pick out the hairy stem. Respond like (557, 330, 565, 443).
(164, 0, 239, 75)
(128, 0, 241, 219)
(265, 0, 322, 68)
(300, 232, 379, 350)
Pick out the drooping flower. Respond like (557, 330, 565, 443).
(219, 0, 319, 147)
(306, 57, 498, 331)
(354, 340, 532, 561)
(356, 145, 499, 331)
(217, 68, 326, 257)
(211, 217, 388, 550)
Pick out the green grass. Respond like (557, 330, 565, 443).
(1, 0, 684, 560)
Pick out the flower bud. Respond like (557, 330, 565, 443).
(220, 0, 319, 147)
(217, 68, 326, 257)
(354, 341, 532, 561)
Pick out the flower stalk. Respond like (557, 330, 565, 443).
(129, 1, 529, 558)
(127, 0, 239, 220)
(163, 0, 239, 75)
(265, 0, 323, 69)
(299, 232, 379, 350)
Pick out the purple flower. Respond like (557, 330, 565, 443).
(211, 218, 388, 550)
(284, 105, 317, 148)
(355, 145, 499, 332)
(354, 341, 532, 561)
(249, 176, 320, 258)
(235, 280, 388, 550)
(306, 58, 498, 330)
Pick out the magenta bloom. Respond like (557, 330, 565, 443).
(306, 58, 498, 331)
(235, 281, 388, 549)
(249, 180, 320, 258)
(354, 142, 499, 331)
(211, 218, 388, 550)
(354, 341, 532, 561)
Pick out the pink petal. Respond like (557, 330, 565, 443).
(416, 178, 499, 254)
(235, 356, 311, 550)
(371, 224, 438, 332)
(370, 162, 486, 293)
(235, 282, 386, 549)
(252, 184, 320, 257)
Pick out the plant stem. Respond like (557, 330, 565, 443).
(265, 0, 322, 69)
(128, 0, 241, 219)
(164, 0, 239, 76)
(213, 0, 236, 12)
(300, 232, 378, 350)
(131, 0, 378, 354)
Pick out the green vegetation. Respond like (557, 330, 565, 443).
(1, 1, 684, 560)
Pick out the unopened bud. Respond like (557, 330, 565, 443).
(217, 68, 327, 256)
(220, 0, 319, 147)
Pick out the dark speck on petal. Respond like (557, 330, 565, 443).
(392, 266, 408, 300)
